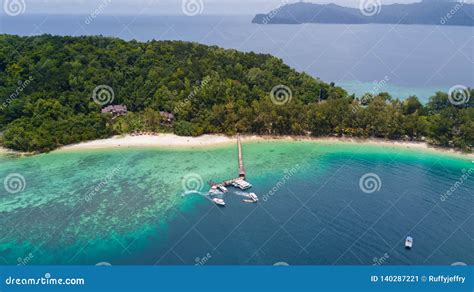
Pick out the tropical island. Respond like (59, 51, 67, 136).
(0, 34, 472, 153)
(252, 1, 473, 26)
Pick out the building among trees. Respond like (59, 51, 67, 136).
(102, 105, 128, 118)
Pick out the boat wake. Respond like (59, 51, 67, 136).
(234, 191, 250, 197)
(181, 190, 226, 207)
(234, 191, 259, 203)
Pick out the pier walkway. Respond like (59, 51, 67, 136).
(237, 134, 246, 178)
(208, 135, 249, 188)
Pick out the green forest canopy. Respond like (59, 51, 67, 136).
(0, 34, 472, 152)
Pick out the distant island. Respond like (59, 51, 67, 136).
(252, 1, 473, 26)
(0, 34, 472, 153)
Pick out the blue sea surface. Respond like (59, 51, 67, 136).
(0, 142, 472, 265)
(1, 14, 473, 101)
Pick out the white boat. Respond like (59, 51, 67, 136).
(212, 198, 226, 206)
(209, 185, 218, 194)
(249, 193, 258, 202)
(232, 179, 252, 190)
(218, 185, 229, 193)
(405, 236, 413, 249)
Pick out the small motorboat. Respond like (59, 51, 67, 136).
(209, 185, 218, 194)
(212, 198, 226, 206)
(249, 193, 258, 202)
(218, 185, 229, 193)
(405, 236, 413, 249)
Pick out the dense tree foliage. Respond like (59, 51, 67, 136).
(0, 34, 472, 152)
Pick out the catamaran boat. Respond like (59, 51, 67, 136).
(218, 185, 229, 193)
(212, 198, 226, 206)
(405, 236, 413, 249)
(248, 193, 258, 202)
(232, 179, 252, 190)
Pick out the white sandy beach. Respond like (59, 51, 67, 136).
(53, 134, 474, 159)
(58, 134, 250, 150)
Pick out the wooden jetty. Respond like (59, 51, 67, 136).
(208, 134, 250, 189)
(237, 134, 246, 179)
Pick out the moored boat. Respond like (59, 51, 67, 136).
(218, 185, 229, 193)
(212, 198, 226, 206)
(232, 179, 252, 190)
(248, 192, 258, 202)
(405, 236, 413, 249)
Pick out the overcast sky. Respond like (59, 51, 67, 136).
(6, 0, 471, 15)
(6, 0, 422, 15)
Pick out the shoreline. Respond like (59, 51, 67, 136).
(49, 134, 473, 159)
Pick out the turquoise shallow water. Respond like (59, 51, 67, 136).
(0, 141, 472, 265)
